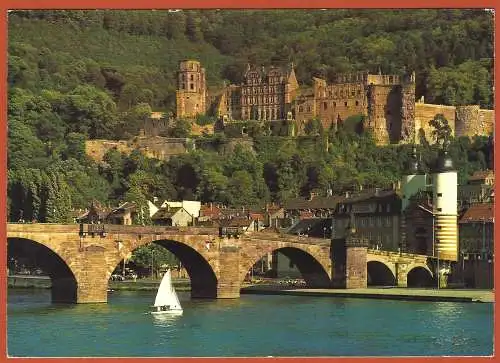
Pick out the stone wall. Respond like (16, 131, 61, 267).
(455, 106, 494, 138)
(85, 137, 190, 162)
(414, 103, 456, 143)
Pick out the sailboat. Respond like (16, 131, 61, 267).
(151, 269, 183, 315)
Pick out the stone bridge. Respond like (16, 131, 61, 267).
(6, 223, 434, 303)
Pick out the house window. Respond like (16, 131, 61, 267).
(437, 193, 443, 197)
(299, 106, 304, 112)
(355, 100, 359, 106)
(190, 83, 194, 90)
(344, 101, 348, 107)
(323, 102, 328, 110)
(437, 208, 442, 212)
(190, 75, 194, 81)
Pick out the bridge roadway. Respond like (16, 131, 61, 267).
(6, 223, 434, 304)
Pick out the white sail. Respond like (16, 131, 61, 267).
(153, 269, 182, 312)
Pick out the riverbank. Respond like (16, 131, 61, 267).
(241, 285, 494, 303)
(8, 275, 191, 291)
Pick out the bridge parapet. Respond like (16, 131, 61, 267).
(245, 231, 330, 245)
(7, 223, 220, 236)
(368, 249, 429, 264)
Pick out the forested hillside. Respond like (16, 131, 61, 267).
(7, 9, 494, 223)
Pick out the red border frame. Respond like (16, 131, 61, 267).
(0, 1, 497, 362)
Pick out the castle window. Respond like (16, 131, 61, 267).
(333, 102, 336, 107)
(355, 100, 359, 106)
(344, 101, 348, 107)
(323, 102, 328, 110)
(190, 75, 194, 81)
(299, 106, 304, 112)
(437, 193, 442, 197)
(190, 84, 194, 90)
(437, 208, 442, 212)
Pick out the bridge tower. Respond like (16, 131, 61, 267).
(432, 148, 458, 262)
(400, 146, 427, 251)
(332, 212, 369, 288)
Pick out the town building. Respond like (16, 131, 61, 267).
(458, 202, 494, 288)
(458, 169, 494, 206)
(151, 206, 193, 227)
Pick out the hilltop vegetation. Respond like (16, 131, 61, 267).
(7, 10, 494, 222)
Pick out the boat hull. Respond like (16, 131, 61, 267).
(151, 309, 183, 316)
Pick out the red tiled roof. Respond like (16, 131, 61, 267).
(459, 203, 494, 223)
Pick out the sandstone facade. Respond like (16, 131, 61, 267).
(176, 60, 207, 118)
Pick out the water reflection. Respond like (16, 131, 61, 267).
(151, 313, 182, 327)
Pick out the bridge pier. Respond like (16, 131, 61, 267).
(396, 263, 408, 288)
(73, 245, 109, 303)
(216, 246, 241, 298)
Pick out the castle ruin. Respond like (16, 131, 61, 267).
(174, 60, 494, 145)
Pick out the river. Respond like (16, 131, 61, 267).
(7, 289, 493, 357)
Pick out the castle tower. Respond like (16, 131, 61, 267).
(400, 146, 427, 251)
(176, 60, 206, 119)
(400, 72, 416, 143)
(366, 84, 391, 145)
(431, 149, 458, 262)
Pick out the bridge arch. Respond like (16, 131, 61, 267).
(406, 263, 434, 287)
(112, 239, 218, 298)
(239, 244, 331, 288)
(109, 235, 220, 299)
(7, 237, 78, 303)
(367, 259, 396, 286)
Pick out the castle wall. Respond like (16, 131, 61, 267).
(316, 83, 368, 131)
(85, 137, 189, 162)
(414, 103, 456, 143)
(455, 106, 494, 138)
